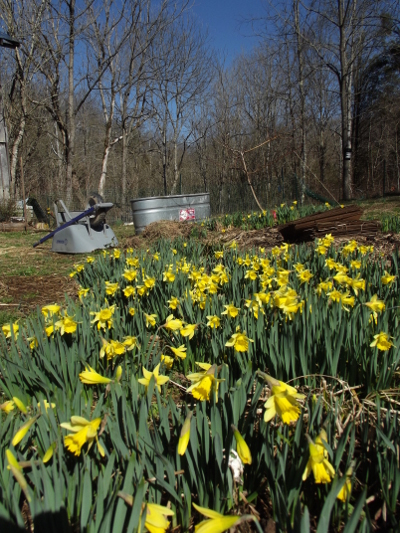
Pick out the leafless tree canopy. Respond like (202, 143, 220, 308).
(0, 0, 399, 215)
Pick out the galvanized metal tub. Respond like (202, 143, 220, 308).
(131, 193, 210, 234)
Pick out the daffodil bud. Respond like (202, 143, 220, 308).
(115, 365, 122, 382)
(178, 411, 192, 455)
(231, 424, 252, 465)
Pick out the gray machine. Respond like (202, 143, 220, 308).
(33, 199, 118, 253)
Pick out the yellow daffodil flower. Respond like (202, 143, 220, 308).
(144, 313, 157, 328)
(86, 255, 95, 263)
(382, 271, 396, 285)
(138, 364, 169, 393)
(79, 366, 112, 385)
(161, 355, 174, 369)
(186, 364, 224, 402)
(126, 257, 139, 267)
(129, 307, 135, 316)
(77, 287, 90, 300)
(163, 270, 176, 283)
(13, 396, 27, 413)
(12, 416, 39, 447)
(122, 335, 137, 350)
(41, 304, 61, 319)
(178, 411, 192, 455)
(337, 465, 353, 502)
(170, 344, 187, 359)
(365, 294, 385, 314)
(91, 303, 116, 330)
(105, 281, 119, 296)
(167, 296, 179, 310)
(206, 315, 221, 329)
(61, 415, 104, 457)
(193, 503, 241, 533)
(113, 249, 121, 259)
(54, 313, 78, 335)
(225, 327, 253, 352)
(261, 373, 305, 425)
(0, 400, 15, 414)
(100, 338, 126, 359)
(222, 303, 239, 318)
(370, 331, 394, 351)
(164, 314, 183, 332)
(303, 430, 335, 483)
(298, 269, 313, 284)
(2, 322, 19, 339)
(232, 425, 252, 465)
(123, 269, 138, 282)
(180, 323, 197, 340)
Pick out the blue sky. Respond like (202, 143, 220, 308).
(190, 0, 264, 63)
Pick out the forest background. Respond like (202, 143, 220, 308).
(1, 0, 400, 220)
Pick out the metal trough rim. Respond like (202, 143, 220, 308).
(131, 192, 209, 203)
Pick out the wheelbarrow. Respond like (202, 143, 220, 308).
(33, 199, 118, 253)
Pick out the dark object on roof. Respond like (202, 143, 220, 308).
(0, 32, 20, 49)
(277, 205, 380, 242)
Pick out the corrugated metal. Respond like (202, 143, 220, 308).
(131, 193, 210, 234)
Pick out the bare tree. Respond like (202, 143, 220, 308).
(150, 13, 213, 195)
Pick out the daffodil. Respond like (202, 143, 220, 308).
(214, 251, 223, 259)
(61, 415, 104, 457)
(43, 442, 57, 463)
(370, 331, 394, 351)
(163, 270, 176, 283)
(180, 323, 197, 340)
(2, 322, 19, 339)
(144, 313, 157, 328)
(161, 355, 174, 369)
(86, 255, 95, 263)
(193, 503, 241, 533)
(206, 315, 221, 329)
(6, 449, 31, 502)
(169, 344, 187, 359)
(118, 494, 174, 533)
(138, 364, 169, 393)
(122, 335, 137, 350)
(79, 366, 112, 385)
(186, 364, 224, 402)
(123, 269, 138, 282)
(232, 425, 252, 465)
(222, 303, 239, 318)
(0, 400, 15, 414)
(337, 465, 353, 502)
(41, 304, 61, 319)
(54, 313, 78, 335)
(91, 303, 116, 330)
(261, 373, 305, 424)
(37, 400, 56, 412)
(104, 281, 119, 296)
(225, 328, 253, 352)
(113, 249, 121, 259)
(12, 416, 39, 447)
(297, 269, 313, 284)
(163, 314, 183, 332)
(167, 296, 179, 309)
(178, 411, 192, 455)
(13, 396, 27, 413)
(77, 287, 90, 300)
(365, 294, 385, 314)
(303, 430, 335, 484)
(123, 285, 136, 297)
(100, 338, 126, 359)
(382, 271, 396, 285)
